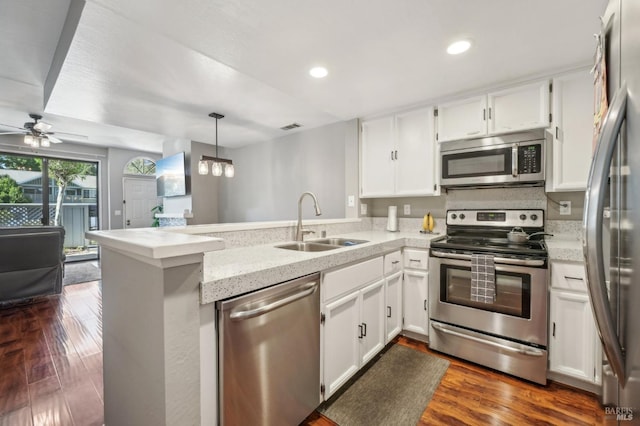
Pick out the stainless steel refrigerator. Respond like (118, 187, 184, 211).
(584, 0, 640, 422)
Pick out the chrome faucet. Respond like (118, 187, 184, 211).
(296, 192, 322, 241)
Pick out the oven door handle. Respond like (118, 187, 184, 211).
(430, 250, 545, 267)
(512, 145, 518, 178)
(431, 322, 545, 357)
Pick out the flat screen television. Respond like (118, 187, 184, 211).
(156, 152, 188, 197)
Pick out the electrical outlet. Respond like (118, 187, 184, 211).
(403, 204, 411, 215)
(559, 201, 571, 215)
(360, 203, 367, 215)
(347, 195, 355, 207)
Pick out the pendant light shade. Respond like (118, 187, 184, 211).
(198, 112, 235, 178)
(212, 162, 223, 176)
(198, 160, 209, 175)
(224, 163, 235, 178)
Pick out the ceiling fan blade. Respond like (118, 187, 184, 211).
(0, 123, 27, 131)
(50, 131, 88, 142)
(0, 131, 26, 136)
(47, 135, 63, 144)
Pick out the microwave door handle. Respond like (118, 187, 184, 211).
(584, 82, 627, 385)
(512, 146, 518, 178)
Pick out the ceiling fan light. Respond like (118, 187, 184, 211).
(40, 137, 51, 148)
(198, 160, 209, 175)
(212, 162, 223, 177)
(224, 163, 235, 178)
(24, 134, 34, 145)
(34, 121, 52, 132)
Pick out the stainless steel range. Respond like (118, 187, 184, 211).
(429, 209, 549, 385)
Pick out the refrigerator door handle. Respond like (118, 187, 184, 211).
(583, 82, 627, 386)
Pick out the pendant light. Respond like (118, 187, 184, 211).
(198, 112, 234, 178)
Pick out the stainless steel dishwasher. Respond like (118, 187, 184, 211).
(217, 273, 320, 425)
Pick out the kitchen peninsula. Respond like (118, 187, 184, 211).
(88, 219, 443, 426)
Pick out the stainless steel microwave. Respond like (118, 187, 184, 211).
(440, 130, 547, 188)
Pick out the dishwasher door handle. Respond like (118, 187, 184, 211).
(230, 282, 318, 320)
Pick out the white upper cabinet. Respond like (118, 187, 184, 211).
(360, 107, 438, 198)
(394, 108, 438, 196)
(361, 117, 395, 196)
(547, 70, 594, 192)
(437, 80, 550, 142)
(487, 80, 550, 134)
(436, 95, 487, 142)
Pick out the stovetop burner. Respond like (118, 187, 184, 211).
(432, 209, 549, 257)
(430, 235, 547, 257)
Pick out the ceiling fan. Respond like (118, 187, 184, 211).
(0, 113, 81, 148)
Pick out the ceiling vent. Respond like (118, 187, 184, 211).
(280, 123, 302, 131)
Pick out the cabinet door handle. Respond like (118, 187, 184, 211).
(555, 126, 559, 140)
(424, 300, 427, 311)
(483, 108, 486, 121)
(394, 150, 398, 160)
(390, 151, 394, 161)
(387, 306, 392, 318)
(391, 260, 400, 265)
(362, 322, 367, 337)
(564, 276, 584, 281)
(409, 259, 422, 263)
(552, 322, 556, 338)
(358, 324, 363, 339)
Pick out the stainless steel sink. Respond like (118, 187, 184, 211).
(275, 242, 342, 252)
(311, 238, 369, 246)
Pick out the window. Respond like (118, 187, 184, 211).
(124, 157, 156, 175)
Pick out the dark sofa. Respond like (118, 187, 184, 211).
(0, 226, 65, 305)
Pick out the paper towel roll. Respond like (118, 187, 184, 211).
(387, 206, 398, 232)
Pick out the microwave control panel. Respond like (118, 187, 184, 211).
(518, 144, 542, 174)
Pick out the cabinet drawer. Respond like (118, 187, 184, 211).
(551, 262, 587, 292)
(323, 256, 383, 302)
(384, 251, 402, 275)
(403, 249, 429, 270)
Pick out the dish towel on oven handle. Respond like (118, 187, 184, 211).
(471, 253, 496, 304)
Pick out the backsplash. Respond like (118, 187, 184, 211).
(371, 217, 446, 235)
(191, 218, 373, 249)
(445, 187, 546, 210)
(546, 220, 582, 239)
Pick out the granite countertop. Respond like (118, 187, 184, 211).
(87, 228, 225, 260)
(545, 235, 584, 263)
(201, 230, 443, 304)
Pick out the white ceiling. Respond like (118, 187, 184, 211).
(0, 0, 607, 153)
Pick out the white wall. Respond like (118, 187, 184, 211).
(218, 121, 354, 222)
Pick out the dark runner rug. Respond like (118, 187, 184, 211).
(321, 344, 449, 426)
(63, 260, 101, 286)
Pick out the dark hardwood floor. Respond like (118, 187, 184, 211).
(0, 282, 103, 426)
(0, 281, 606, 425)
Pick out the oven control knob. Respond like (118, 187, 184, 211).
(459, 213, 466, 220)
(531, 214, 538, 221)
(519, 214, 527, 220)
(451, 213, 457, 220)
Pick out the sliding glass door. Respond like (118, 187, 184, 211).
(0, 152, 99, 261)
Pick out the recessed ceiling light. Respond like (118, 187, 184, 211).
(447, 40, 471, 55)
(309, 66, 328, 78)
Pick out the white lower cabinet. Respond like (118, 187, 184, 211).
(402, 248, 429, 338)
(385, 271, 403, 342)
(548, 261, 602, 386)
(323, 290, 361, 399)
(322, 265, 386, 399)
(402, 269, 429, 336)
(360, 279, 386, 365)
